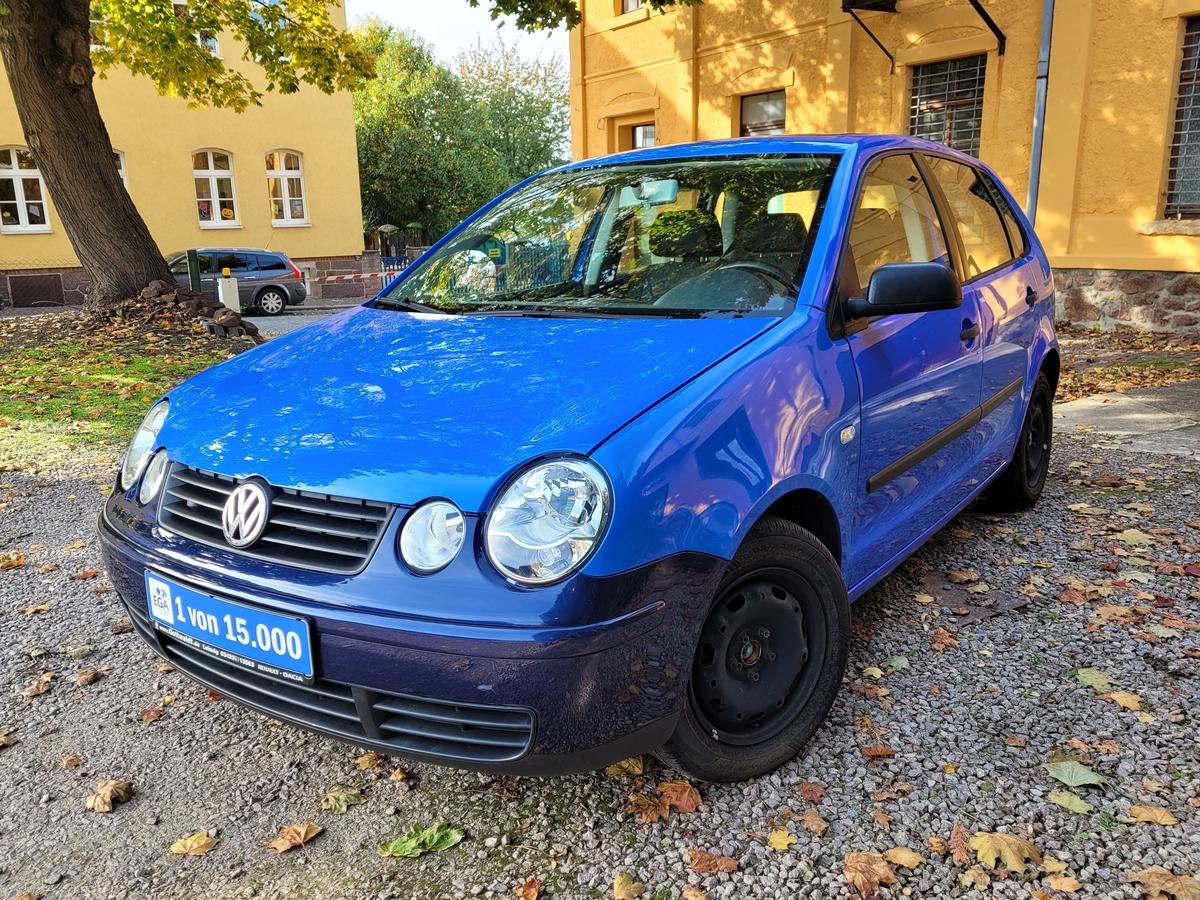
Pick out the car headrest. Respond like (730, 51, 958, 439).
(648, 209, 722, 258)
(732, 212, 808, 254)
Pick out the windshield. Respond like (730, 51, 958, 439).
(378, 154, 839, 318)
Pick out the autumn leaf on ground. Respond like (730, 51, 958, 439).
(1115, 528, 1154, 546)
(872, 809, 892, 829)
(389, 767, 410, 782)
(21, 604, 50, 615)
(0, 729, 16, 748)
(605, 755, 644, 778)
(658, 779, 701, 813)
(931, 627, 958, 652)
(624, 793, 668, 824)
(1045, 760, 1106, 788)
(356, 750, 384, 770)
(966, 581, 990, 594)
(267, 821, 322, 853)
(1127, 866, 1200, 900)
(1075, 668, 1116, 691)
(914, 591, 935, 604)
(929, 835, 948, 855)
(767, 828, 796, 851)
(862, 744, 895, 759)
(318, 784, 364, 814)
(612, 872, 645, 899)
(797, 781, 826, 804)
(0, 549, 26, 570)
(1129, 805, 1179, 826)
(843, 852, 897, 895)
(61, 755, 84, 769)
(960, 866, 991, 890)
(949, 823, 972, 865)
(74, 668, 103, 686)
(170, 831, 218, 856)
(1049, 791, 1095, 814)
(969, 832, 1042, 870)
(139, 707, 163, 725)
(681, 888, 709, 900)
(884, 847, 924, 869)
(378, 822, 463, 858)
(85, 779, 134, 813)
(22, 672, 55, 698)
(948, 569, 980, 584)
(688, 849, 738, 874)
(1102, 691, 1143, 711)
(801, 809, 829, 837)
(1049, 874, 1083, 893)
(515, 877, 541, 900)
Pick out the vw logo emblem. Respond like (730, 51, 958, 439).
(221, 482, 270, 548)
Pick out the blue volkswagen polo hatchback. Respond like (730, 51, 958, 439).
(99, 136, 1058, 782)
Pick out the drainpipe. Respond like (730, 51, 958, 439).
(1025, 0, 1056, 224)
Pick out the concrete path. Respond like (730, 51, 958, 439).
(1055, 378, 1200, 457)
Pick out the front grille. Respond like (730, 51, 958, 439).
(124, 595, 535, 764)
(159, 465, 392, 574)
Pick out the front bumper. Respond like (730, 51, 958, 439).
(98, 508, 724, 775)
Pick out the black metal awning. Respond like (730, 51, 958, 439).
(842, 0, 1007, 73)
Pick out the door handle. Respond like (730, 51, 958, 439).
(960, 320, 980, 342)
(1024, 285, 1038, 306)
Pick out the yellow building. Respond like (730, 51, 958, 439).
(570, 0, 1200, 331)
(0, 4, 371, 307)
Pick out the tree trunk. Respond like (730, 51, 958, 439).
(0, 0, 172, 308)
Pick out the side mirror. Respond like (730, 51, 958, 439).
(845, 262, 962, 319)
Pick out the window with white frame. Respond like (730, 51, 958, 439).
(173, 0, 220, 55)
(0, 147, 50, 233)
(265, 150, 307, 224)
(192, 149, 238, 226)
(113, 150, 126, 186)
(621, 0, 644, 12)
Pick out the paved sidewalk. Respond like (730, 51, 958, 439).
(1056, 379, 1200, 458)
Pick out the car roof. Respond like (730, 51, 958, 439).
(560, 134, 981, 170)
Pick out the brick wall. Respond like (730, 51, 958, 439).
(294, 251, 381, 303)
(1055, 269, 1200, 333)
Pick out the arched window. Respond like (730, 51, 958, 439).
(192, 149, 238, 226)
(265, 150, 307, 225)
(0, 146, 50, 233)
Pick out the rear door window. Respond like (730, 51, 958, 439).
(848, 153, 951, 290)
(256, 254, 287, 272)
(924, 156, 1014, 278)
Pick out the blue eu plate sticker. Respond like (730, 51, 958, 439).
(144, 571, 314, 683)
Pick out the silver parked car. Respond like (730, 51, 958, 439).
(167, 248, 308, 316)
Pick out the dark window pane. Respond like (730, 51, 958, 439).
(1167, 17, 1200, 217)
(909, 55, 986, 156)
(740, 90, 787, 137)
(256, 254, 287, 271)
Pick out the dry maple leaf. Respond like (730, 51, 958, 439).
(21, 604, 50, 615)
(605, 755, 644, 778)
(612, 871, 645, 899)
(928, 835, 948, 855)
(931, 627, 959, 652)
(872, 809, 893, 829)
(267, 821, 322, 854)
(801, 809, 829, 837)
(74, 668, 102, 686)
(61, 755, 84, 769)
(947, 568, 980, 584)
(681, 888, 709, 900)
(0, 549, 26, 571)
(1128, 866, 1200, 900)
(356, 750, 384, 770)
(884, 847, 924, 869)
(0, 729, 17, 748)
(960, 866, 991, 890)
(688, 849, 738, 874)
(767, 828, 797, 851)
(624, 792, 668, 824)
(139, 707, 163, 725)
(797, 781, 826, 804)
(514, 877, 541, 900)
(843, 851, 897, 896)
(969, 831, 1042, 871)
(85, 779, 134, 813)
(1102, 691, 1144, 711)
(1129, 804, 1179, 826)
(949, 824, 972, 865)
(72, 566, 101, 580)
(22, 672, 55, 698)
(170, 831, 218, 857)
(658, 779, 701, 813)
(861, 744, 895, 759)
(1049, 874, 1082, 893)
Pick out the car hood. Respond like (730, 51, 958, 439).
(160, 306, 778, 511)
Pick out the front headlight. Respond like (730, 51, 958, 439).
(120, 400, 169, 491)
(399, 500, 465, 574)
(485, 458, 610, 585)
(138, 449, 170, 505)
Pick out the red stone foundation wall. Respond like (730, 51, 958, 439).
(1055, 269, 1200, 333)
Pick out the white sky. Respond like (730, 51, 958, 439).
(344, 0, 569, 65)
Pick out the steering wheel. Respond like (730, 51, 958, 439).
(717, 259, 794, 286)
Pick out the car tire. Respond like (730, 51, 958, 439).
(257, 288, 287, 316)
(654, 516, 849, 783)
(982, 372, 1054, 512)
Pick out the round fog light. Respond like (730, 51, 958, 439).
(399, 500, 465, 574)
(138, 449, 170, 505)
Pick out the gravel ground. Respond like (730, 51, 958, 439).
(1, 408, 1198, 900)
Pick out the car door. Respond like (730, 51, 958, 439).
(196, 253, 218, 300)
(838, 153, 984, 590)
(232, 252, 260, 306)
(923, 156, 1044, 475)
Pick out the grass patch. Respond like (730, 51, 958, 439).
(0, 312, 251, 467)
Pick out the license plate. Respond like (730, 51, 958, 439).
(144, 571, 314, 684)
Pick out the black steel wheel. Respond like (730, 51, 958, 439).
(983, 371, 1054, 511)
(656, 516, 849, 782)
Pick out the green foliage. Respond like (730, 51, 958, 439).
(89, 0, 374, 110)
(467, 0, 702, 30)
(377, 822, 463, 859)
(354, 22, 568, 241)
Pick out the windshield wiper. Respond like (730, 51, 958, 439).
(375, 296, 446, 314)
(469, 306, 626, 319)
